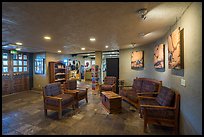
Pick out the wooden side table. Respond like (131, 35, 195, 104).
(101, 91, 122, 114)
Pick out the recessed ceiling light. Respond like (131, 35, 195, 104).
(105, 45, 109, 48)
(90, 37, 96, 42)
(16, 48, 21, 51)
(138, 33, 145, 37)
(16, 42, 23, 45)
(81, 48, 85, 50)
(44, 36, 51, 40)
(58, 50, 61, 53)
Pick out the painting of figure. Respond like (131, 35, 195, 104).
(168, 27, 183, 69)
(131, 51, 144, 69)
(154, 44, 165, 68)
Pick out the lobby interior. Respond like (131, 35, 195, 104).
(2, 2, 202, 135)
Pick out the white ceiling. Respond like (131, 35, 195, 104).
(2, 2, 191, 54)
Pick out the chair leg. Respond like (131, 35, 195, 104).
(58, 110, 62, 119)
(72, 104, 75, 110)
(174, 122, 179, 135)
(144, 120, 147, 132)
(139, 108, 143, 118)
(85, 96, 88, 103)
(75, 101, 79, 108)
(143, 109, 147, 132)
(44, 109, 47, 116)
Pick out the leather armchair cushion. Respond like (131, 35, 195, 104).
(45, 94, 74, 106)
(141, 80, 158, 93)
(101, 85, 113, 91)
(126, 91, 138, 102)
(78, 89, 87, 97)
(104, 76, 116, 85)
(156, 86, 175, 106)
(65, 80, 77, 90)
(140, 98, 160, 106)
(145, 108, 175, 119)
(119, 88, 132, 97)
(132, 79, 143, 92)
(44, 82, 61, 96)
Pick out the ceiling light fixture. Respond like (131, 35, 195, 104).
(58, 50, 61, 53)
(16, 48, 21, 51)
(137, 8, 148, 20)
(131, 43, 137, 48)
(105, 45, 109, 48)
(90, 37, 96, 42)
(15, 42, 23, 45)
(44, 36, 51, 40)
(81, 48, 85, 50)
(138, 32, 145, 37)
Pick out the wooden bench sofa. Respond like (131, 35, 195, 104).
(119, 77, 162, 108)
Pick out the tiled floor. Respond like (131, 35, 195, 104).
(2, 81, 174, 135)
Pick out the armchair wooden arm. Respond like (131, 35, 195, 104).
(141, 104, 175, 110)
(122, 85, 132, 88)
(138, 96, 156, 99)
(44, 96, 62, 101)
(76, 87, 89, 91)
(137, 92, 159, 95)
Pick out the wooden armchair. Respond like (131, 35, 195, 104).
(138, 86, 180, 134)
(99, 76, 116, 95)
(63, 79, 88, 108)
(43, 82, 76, 119)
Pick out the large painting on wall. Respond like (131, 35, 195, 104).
(154, 44, 165, 69)
(168, 27, 183, 69)
(131, 50, 144, 69)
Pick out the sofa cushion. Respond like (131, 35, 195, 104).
(44, 82, 61, 96)
(78, 89, 87, 97)
(156, 86, 175, 106)
(141, 80, 159, 93)
(101, 85, 113, 91)
(119, 88, 132, 97)
(132, 79, 143, 92)
(104, 76, 116, 85)
(145, 108, 175, 119)
(139, 98, 160, 106)
(65, 79, 77, 90)
(126, 91, 138, 102)
(45, 94, 74, 106)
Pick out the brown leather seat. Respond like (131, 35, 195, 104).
(63, 79, 88, 108)
(99, 76, 117, 94)
(138, 86, 180, 134)
(43, 82, 76, 119)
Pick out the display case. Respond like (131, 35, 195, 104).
(49, 61, 67, 84)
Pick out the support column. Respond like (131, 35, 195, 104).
(95, 51, 102, 83)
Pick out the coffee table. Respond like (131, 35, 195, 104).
(101, 91, 122, 114)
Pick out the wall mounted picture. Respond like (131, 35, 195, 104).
(168, 27, 183, 69)
(154, 44, 165, 68)
(131, 50, 144, 69)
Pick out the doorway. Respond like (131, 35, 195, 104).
(106, 58, 119, 94)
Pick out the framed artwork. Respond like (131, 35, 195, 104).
(85, 60, 91, 68)
(34, 58, 45, 74)
(131, 50, 144, 69)
(168, 27, 183, 69)
(154, 44, 165, 68)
